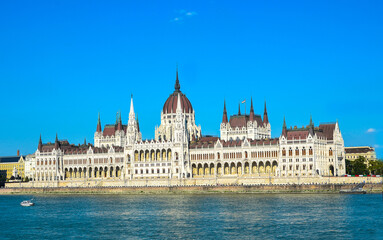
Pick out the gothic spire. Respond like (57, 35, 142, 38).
(38, 134, 42, 151)
(282, 116, 287, 137)
(84, 138, 87, 146)
(249, 97, 255, 121)
(117, 111, 123, 131)
(263, 101, 269, 124)
(136, 117, 140, 132)
(54, 133, 60, 150)
(309, 114, 314, 135)
(129, 94, 135, 120)
(97, 112, 102, 132)
(174, 65, 180, 92)
(310, 114, 313, 127)
(222, 100, 228, 123)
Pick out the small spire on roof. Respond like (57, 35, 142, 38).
(97, 113, 102, 132)
(282, 116, 287, 137)
(249, 97, 255, 121)
(54, 133, 60, 150)
(117, 111, 123, 131)
(222, 99, 228, 123)
(263, 100, 269, 124)
(136, 116, 140, 132)
(38, 134, 42, 151)
(310, 114, 313, 127)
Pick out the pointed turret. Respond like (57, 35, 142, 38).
(129, 94, 135, 121)
(97, 113, 102, 132)
(249, 97, 255, 121)
(263, 101, 269, 124)
(84, 138, 87, 146)
(222, 100, 228, 123)
(309, 114, 314, 135)
(310, 114, 314, 127)
(54, 133, 60, 150)
(136, 117, 140, 132)
(174, 65, 180, 92)
(117, 111, 123, 131)
(282, 116, 287, 137)
(238, 103, 241, 115)
(38, 134, 42, 151)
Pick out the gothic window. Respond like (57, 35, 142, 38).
(302, 147, 306, 156)
(282, 148, 286, 157)
(329, 148, 333, 156)
(309, 147, 313, 155)
(295, 148, 299, 156)
(289, 148, 293, 156)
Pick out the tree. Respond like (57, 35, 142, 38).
(352, 156, 368, 175)
(346, 159, 353, 174)
(368, 160, 383, 175)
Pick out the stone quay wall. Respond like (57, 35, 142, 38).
(2, 176, 382, 194)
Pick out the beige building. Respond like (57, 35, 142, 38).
(0, 153, 25, 179)
(345, 146, 376, 162)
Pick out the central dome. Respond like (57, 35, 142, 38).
(162, 71, 193, 114)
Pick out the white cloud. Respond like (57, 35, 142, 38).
(367, 128, 376, 133)
(185, 11, 197, 17)
(171, 10, 197, 22)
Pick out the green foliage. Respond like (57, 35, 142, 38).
(346, 156, 368, 175)
(346, 156, 383, 175)
(368, 160, 383, 175)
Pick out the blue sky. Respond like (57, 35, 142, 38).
(0, 0, 382, 158)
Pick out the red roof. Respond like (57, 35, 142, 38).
(103, 124, 127, 137)
(318, 123, 335, 140)
(163, 92, 193, 114)
(229, 114, 263, 128)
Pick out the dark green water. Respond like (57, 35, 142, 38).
(1, 194, 382, 239)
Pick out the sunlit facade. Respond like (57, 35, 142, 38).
(32, 70, 346, 183)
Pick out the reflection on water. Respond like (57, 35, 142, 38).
(0, 194, 382, 239)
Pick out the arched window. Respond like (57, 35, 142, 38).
(289, 148, 293, 156)
(309, 147, 313, 155)
(302, 147, 306, 156)
(329, 148, 333, 156)
(282, 148, 286, 157)
(295, 147, 299, 156)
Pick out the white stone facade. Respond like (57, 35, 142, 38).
(31, 71, 346, 184)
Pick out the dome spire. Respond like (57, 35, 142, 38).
(174, 64, 180, 92)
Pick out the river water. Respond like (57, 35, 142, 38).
(1, 193, 382, 239)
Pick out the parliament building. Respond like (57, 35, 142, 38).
(32, 70, 346, 185)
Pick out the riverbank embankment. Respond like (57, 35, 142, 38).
(1, 182, 382, 195)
